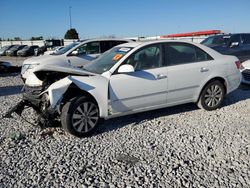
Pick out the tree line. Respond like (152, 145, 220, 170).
(0, 28, 79, 41)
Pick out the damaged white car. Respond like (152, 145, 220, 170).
(15, 40, 241, 137)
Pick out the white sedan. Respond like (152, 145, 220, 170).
(23, 40, 241, 137)
(241, 59, 250, 84)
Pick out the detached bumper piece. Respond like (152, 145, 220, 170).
(4, 100, 27, 118)
(4, 85, 58, 127)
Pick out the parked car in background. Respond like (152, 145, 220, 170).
(34, 46, 47, 56)
(22, 40, 241, 137)
(6, 45, 27, 56)
(0, 45, 14, 56)
(43, 46, 65, 55)
(34, 39, 64, 56)
(21, 38, 132, 80)
(240, 59, 250, 84)
(17, 45, 39, 57)
(201, 33, 250, 62)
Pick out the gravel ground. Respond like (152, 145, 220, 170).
(0, 73, 250, 187)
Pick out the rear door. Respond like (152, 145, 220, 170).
(164, 42, 214, 105)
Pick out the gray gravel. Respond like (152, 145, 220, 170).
(0, 73, 250, 187)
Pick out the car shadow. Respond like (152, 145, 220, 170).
(94, 103, 198, 136)
(0, 67, 21, 75)
(0, 85, 23, 97)
(94, 84, 250, 136)
(222, 83, 250, 107)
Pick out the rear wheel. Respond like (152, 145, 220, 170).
(197, 80, 225, 111)
(61, 96, 100, 137)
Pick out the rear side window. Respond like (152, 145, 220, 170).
(242, 34, 250, 44)
(164, 43, 213, 66)
(100, 40, 128, 53)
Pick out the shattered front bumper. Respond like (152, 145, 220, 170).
(4, 85, 57, 125)
(22, 85, 43, 107)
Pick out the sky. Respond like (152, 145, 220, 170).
(1, 0, 250, 40)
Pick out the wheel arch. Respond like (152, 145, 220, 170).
(196, 76, 228, 103)
(60, 83, 103, 117)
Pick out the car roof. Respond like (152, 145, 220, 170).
(116, 39, 206, 48)
(80, 38, 132, 44)
(115, 39, 222, 58)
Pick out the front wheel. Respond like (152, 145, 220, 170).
(61, 96, 100, 137)
(197, 80, 225, 111)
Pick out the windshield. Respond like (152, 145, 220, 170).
(53, 42, 79, 55)
(10, 45, 20, 50)
(84, 46, 133, 74)
(201, 35, 231, 46)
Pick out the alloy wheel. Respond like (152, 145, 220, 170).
(71, 102, 99, 133)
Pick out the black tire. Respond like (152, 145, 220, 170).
(197, 80, 225, 111)
(61, 96, 100, 137)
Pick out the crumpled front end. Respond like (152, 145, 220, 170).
(23, 73, 73, 116)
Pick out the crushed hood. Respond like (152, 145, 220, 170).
(33, 64, 98, 76)
(23, 54, 69, 66)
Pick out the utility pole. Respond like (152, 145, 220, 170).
(69, 6, 72, 29)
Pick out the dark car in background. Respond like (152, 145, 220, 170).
(201, 33, 250, 62)
(34, 39, 64, 56)
(34, 46, 47, 56)
(6, 45, 27, 56)
(17, 45, 39, 57)
(0, 45, 15, 56)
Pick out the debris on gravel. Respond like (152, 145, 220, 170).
(0, 74, 250, 187)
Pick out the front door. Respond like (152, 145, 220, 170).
(109, 44, 168, 114)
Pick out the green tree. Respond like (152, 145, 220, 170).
(64, 28, 79, 39)
(14, 37, 22, 41)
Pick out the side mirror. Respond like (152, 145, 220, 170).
(230, 42, 239, 48)
(118, 64, 135, 73)
(71, 50, 79, 56)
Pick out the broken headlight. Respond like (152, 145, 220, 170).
(21, 64, 39, 74)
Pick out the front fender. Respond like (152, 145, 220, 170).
(45, 75, 109, 118)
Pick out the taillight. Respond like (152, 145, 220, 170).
(235, 60, 241, 69)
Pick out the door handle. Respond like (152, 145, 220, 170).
(200, 67, 209, 72)
(157, 74, 167, 79)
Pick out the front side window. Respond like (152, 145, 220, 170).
(125, 44, 162, 71)
(164, 43, 213, 66)
(86, 42, 100, 54)
(72, 42, 100, 56)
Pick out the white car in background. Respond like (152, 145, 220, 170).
(22, 40, 241, 137)
(241, 59, 250, 84)
(43, 46, 65, 55)
(21, 38, 132, 80)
